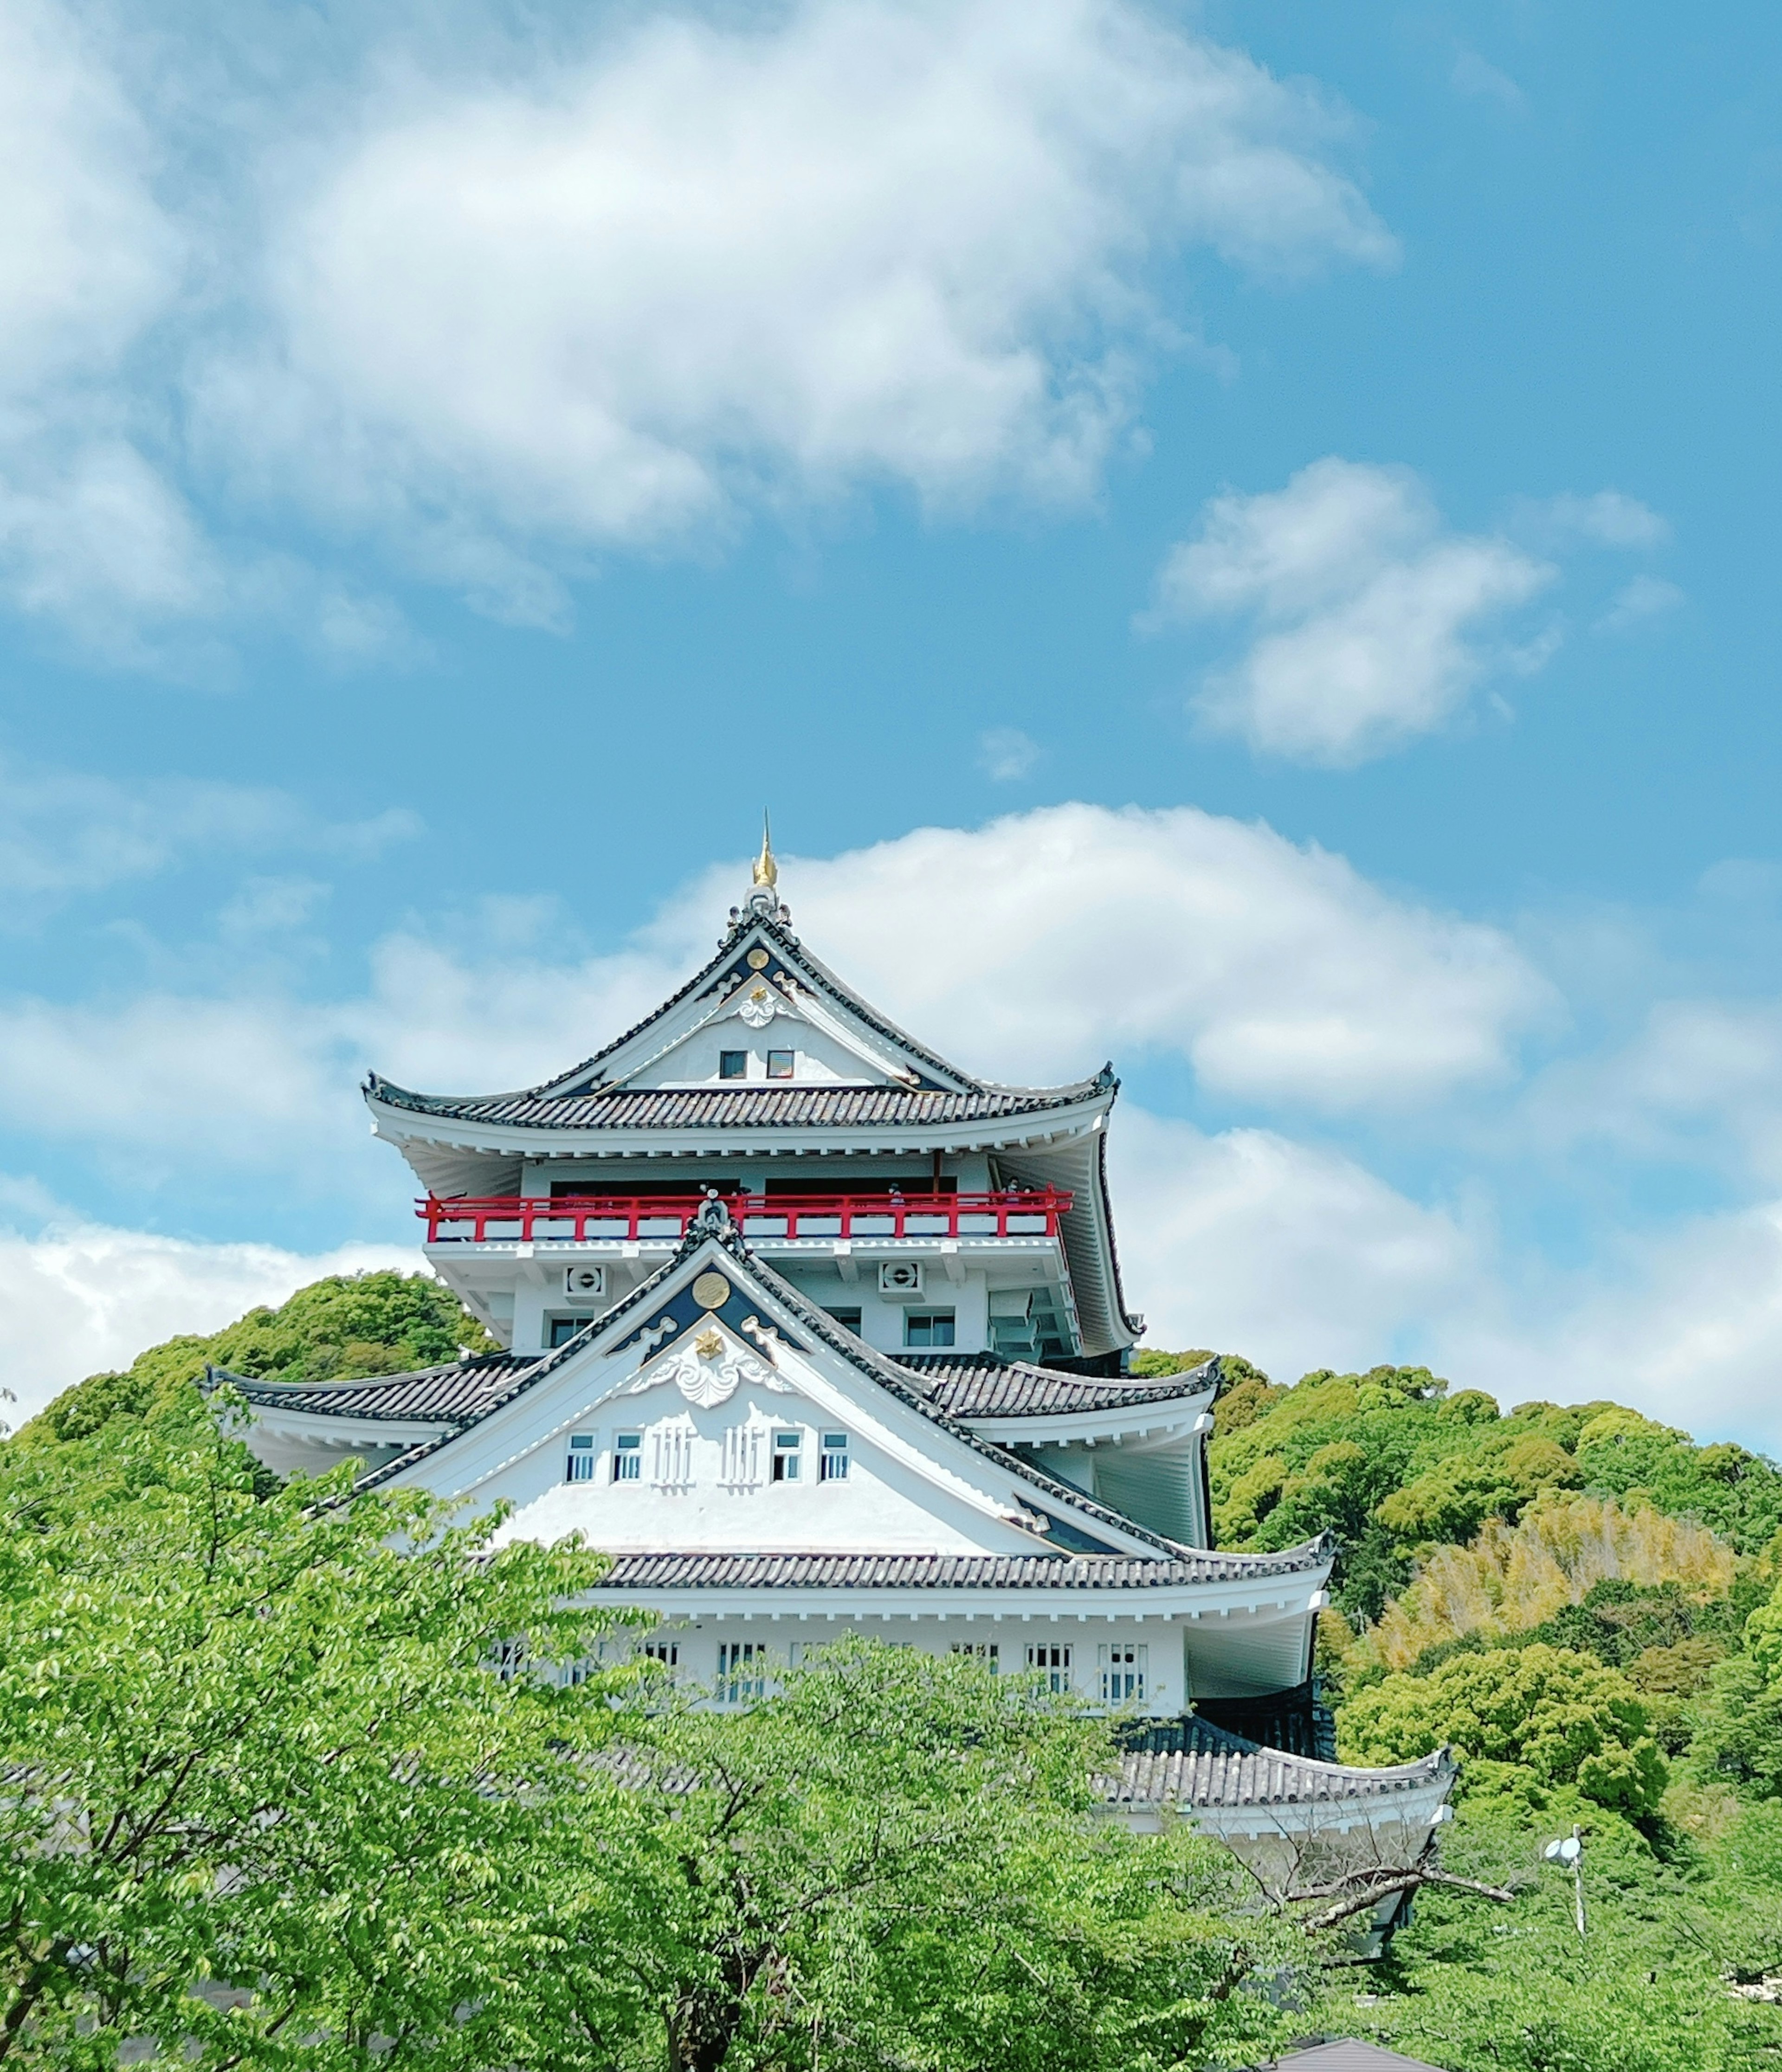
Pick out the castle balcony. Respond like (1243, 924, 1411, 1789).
(418, 1187, 1074, 1247)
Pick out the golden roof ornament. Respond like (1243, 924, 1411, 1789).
(751, 813, 779, 889)
(732, 812, 792, 932)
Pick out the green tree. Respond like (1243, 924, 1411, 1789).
(1340, 1645, 1669, 1816)
(19, 1271, 495, 1446)
(0, 1398, 619, 2067)
(528, 1641, 1290, 2072)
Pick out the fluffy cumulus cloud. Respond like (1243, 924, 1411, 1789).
(1153, 457, 1556, 764)
(1109, 1107, 1477, 1375)
(768, 803, 1548, 1104)
(0, 0, 1396, 639)
(203, 0, 1391, 600)
(0, 1214, 419, 1426)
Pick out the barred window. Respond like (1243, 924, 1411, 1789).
(1026, 1642, 1072, 1693)
(820, 1432, 849, 1481)
(717, 1641, 767, 1704)
(950, 1641, 1000, 1672)
(612, 1432, 642, 1482)
(1098, 1643, 1147, 1704)
(565, 1433, 596, 1483)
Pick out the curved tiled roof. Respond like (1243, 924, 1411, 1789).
(1109, 1719, 1457, 1811)
(365, 1078, 1101, 1132)
(895, 1352, 1214, 1418)
(593, 1547, 1332, 1591)
(207, 1352, 541, 1424)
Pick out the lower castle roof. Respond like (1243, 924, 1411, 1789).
(592, 1548, 1327, 1592)
(1110, 1718, 1457, 1813)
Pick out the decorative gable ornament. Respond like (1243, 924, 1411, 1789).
(737, 984, 779, 1029)
(626, 1322, 788, 1409)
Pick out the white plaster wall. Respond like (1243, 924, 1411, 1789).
(636, 1012, 872, 1087)
(573, 1614, 1188, 1716)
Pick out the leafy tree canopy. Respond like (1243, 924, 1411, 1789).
(1339, 1643, 1670, 1817)
(15, 1270, 495, 1446)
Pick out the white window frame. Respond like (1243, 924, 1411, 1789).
(771, 1429, 802, 1482)
(612, 1431, 642, 1482)
(716, 1641, 768, 1705)
(1026, 1641, 1072, 1693)
(565, 1433, 596, 1483)
(1098, 1642, 1147, 1704)
(819, 1432, 849, 1482)
(950, 1641, 1000, 1672)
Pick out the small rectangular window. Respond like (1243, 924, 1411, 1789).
(717, 1641, 766, 1704)
(827, 1306, 863, 1333)
(904, 1310, 956, 1348)
(1098, 1643, 1147, 1704)
(766, 1048, 794, 1078)
(820, 1432, 849, 1481)
(613, 1432, 642, 1482)
(549, 1316, 587, 1349)
(642, 1640, 679, 1674)
(771, 1430, 802, 1482)
(566, 1433, 596, 1483)
(1026, 1642, 1072, 1693)
(951, 1641, 1000, 1671)
(719, 1050, 747, 1080)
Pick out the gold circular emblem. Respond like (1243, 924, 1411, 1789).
(692, 1272, 732, 1311)
(746, 948, 769, 970)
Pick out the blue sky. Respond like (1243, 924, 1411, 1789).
(4, 0, 1782, 1449)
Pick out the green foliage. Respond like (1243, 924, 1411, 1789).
(17, 1270, 496, 1446)
(1340, 1644, 1670, 1816)
(526, 1642, 1289, 2072)
(0, 1398, 621, 2068)
(1209, 1363, 1782, 1641)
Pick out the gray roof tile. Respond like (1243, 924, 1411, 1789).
(207, 1352, 541, 1423)
(366, 1080, 1098, 1131)
(1108, 1717, 1455, 1811)
(895, 1352, 1214, 1418)
(593, 1548, 1329, 1591)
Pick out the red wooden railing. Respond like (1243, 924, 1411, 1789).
(418, 1188, 1073, 1244)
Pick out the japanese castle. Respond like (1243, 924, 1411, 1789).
(225, 837, 1453, 1858)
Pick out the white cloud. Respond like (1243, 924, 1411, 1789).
(978, 726, 1041, 781)
(201, 0, 1391, 591)
(0, 803, 1548, 1192)
(0, 754, 420, 920)
(1450, 50, 1526, 113)
(1594, 573, 1684, 634)
(1110, 1107, 1476, 1375)
(1534, 490, 1669, 549)
(1437, 1201, 1782, 1455)
(1153, 457, 1556, 765)
(0, 1214, 420, 1426)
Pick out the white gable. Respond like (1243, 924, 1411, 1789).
(379, 1236, 1159, 1559)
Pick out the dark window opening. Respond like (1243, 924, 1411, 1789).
(826, 1306, 863, 1333)
(550, 1178, 738, 1200)
(719, 1050, 747, 1079)
(548, 1316, 589, 1349)
(904, 1311, 956, 1349)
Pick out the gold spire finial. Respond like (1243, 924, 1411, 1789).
(751, 811, 778, 890)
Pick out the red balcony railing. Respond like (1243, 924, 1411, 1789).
(419, 1188, 1073, 1245)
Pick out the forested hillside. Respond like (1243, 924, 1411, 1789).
(11, 1290, 1782, 2063)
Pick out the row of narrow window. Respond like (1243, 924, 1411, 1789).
(506, 1637, 1146, 1705)
(565, 1430, 850, 1485)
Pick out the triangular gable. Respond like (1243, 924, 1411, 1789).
(360, 1203, 1180, 1558)
(531, 913, 981, 1100)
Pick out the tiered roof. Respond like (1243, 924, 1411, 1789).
(1110, 1717, 1457, 1825)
